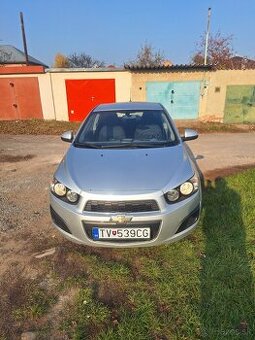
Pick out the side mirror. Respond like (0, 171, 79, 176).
(61, 130, 74, 143)
(181, 129, 198, 142)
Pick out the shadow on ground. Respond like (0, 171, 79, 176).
(201, 177, 255, 338)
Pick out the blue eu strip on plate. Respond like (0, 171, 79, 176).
(92, 227, 99, 240)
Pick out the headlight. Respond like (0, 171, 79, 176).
(50, 179, 79, 204)
(54, 183, 67, 197)
(66, 190, 79, 203)
(180, 182, 193, 196)
(165, 173, 199, 204)
(166, 189, 180, 202)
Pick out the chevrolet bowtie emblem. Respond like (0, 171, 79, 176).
(110, 215, 132, 224)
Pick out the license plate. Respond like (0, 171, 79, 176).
(92, 227, 151, 240)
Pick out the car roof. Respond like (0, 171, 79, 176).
(94, 102, 163, 112)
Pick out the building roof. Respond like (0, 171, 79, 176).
(47, 67, 126, 73)
(47, 64, 213, 73)
(230, 56, 255, 69)
(124, 64, 213, 71)
(0, 45, 48, 67)
(95, 102, 163, 112)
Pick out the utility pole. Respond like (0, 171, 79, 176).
(20, 12, 29, 65)
(204, 7, 211, 65)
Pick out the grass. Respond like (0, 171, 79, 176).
(54, 169, 255, 339)
(200, 174, 255, 339)
(1, 169, 255, 339)
(0, 270, 57, 339)
(12, 286, 54, 321)
(0, 118, 255, 135)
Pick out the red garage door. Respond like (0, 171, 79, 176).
(65, 79, 115, 121)
(0, 77, 43, 120)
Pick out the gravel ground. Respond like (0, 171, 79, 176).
(0, 132, 255, 264)
(189, 132, 255, 174)
(0, 136, 67, 278)
(1, 132, 255, 176)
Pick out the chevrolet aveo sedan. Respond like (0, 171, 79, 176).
(50, 102, 202, 247)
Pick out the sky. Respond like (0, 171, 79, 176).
(1, 0, 255, 67)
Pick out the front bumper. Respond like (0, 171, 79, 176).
(50, 189, 201, 248)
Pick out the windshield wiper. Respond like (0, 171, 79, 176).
(74, 142, 102, 149)
(75, 141, 176, 149)
(99, 143, 133, 149)
(100, 141, 176, 149)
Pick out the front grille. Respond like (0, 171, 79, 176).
(84, 200, 159, 213)
(83, 221, 161, 242)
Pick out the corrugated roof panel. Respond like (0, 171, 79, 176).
(124, 64, 213, 71)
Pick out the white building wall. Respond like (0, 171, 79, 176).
(38, 73, 55, 120)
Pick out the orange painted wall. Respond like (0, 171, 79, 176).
(0, 65, 45, 74)
(0, 77, 43, 120)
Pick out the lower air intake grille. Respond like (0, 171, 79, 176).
(84, 200, 160, 213)
(50, 206, 72, 235)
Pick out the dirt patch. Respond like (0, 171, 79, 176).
(51, 245, 89, 280)
(0, 154, 35, 163)
(39, 286, 80, 339)
(0, 119, 255, 135)
(175, 120, 255, 134)
(0, 119, 80, 135)
(83, 246, 127, 263)
(0, 267, 56, 339)
(94, 280, 128, 308)
(204, 163, 255, 181)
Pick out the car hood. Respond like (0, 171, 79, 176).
(58, 144, 194, 193)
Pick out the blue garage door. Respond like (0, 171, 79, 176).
(146, 81, 201, 119)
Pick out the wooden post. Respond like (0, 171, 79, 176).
(20, 12, 29, 66)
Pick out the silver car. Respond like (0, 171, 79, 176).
(50, 102, 202, 247)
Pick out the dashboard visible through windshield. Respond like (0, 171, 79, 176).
(75, 110, 178, 148)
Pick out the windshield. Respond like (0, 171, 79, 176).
(74, 109, 178, 148)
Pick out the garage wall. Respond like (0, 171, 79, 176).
(0, 76, 43, 120)
(131, 71, 210, 120)
(49, 70, 132, 121)
(37, 73, 56, 120)
(0, 72, 55, 121)
(2, 68, 255, 122)
(131, 69, 255, 122)
(0, 69, 131, 122)
(204, 69, 255, 122)
(146, 80, 202, 119)
(223, 85, 255, 123)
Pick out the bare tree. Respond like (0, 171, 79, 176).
(127, 43, 165, 67)
(191, 31, 235, 68)
(53, 53, 70, 68)
(68, 52, 105, 68)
